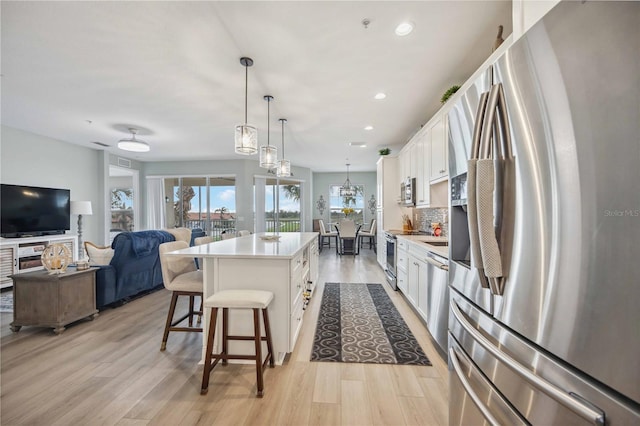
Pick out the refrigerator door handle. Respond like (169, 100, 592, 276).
(477, 83, 514, 295)
(467, 91, 490, 289)
(451, 300, 606, 426)
(449, 347, 500, 426)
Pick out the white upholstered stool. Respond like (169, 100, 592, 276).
(201, 289, 275, 397)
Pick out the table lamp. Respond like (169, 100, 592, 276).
(71, 201, 92, 260)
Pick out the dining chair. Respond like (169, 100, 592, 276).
(337, 219, 359, 256)
(358, 219, 377, 252)
(318, 219, 338, 254)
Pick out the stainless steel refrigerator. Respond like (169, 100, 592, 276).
(447, 1, 640, 424)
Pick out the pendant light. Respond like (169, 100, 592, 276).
(259, 95, 277, 168)
(276, 118, 291, 177)
(340, 162, 355, 197)
(118, 128, 150, 152)
(234, 57, 258, 155)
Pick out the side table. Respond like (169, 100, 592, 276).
(9, 267, 99, 335)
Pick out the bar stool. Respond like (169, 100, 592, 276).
(201, 289, 275, 397)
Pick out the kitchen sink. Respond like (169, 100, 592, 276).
(424, 241, 448, 247)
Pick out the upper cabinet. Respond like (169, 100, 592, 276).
(430, 117, 448, 183)
(415, 130, 431, 208)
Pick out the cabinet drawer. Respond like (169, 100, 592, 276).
(291, 271, 304, 307)
(290, 296, 304, 351)
(291, 252, 303, 277)
(397, 249, 409, 273)
(398, 239, 409, 251)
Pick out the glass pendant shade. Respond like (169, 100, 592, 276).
(235, 57, 257, 155)
(259, 95, 277, 168)
(260, 145, 278, 168)
(276, 159, 291, 177)
(234, 124, 258, 155)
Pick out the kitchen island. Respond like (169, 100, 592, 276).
(166, 232, 319, 364)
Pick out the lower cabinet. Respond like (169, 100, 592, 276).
(397, 268, 408, 294)
(407, 255, 421, 307)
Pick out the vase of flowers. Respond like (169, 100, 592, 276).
(341, 207, 355, 217)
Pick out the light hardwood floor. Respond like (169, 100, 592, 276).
(0, 247, 448, 425)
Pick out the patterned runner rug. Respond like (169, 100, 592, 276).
(311, 283, 431, 365)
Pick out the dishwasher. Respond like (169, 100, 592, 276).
(423, 249, 449, 356)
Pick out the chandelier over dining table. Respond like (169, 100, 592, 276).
(340, 163, 355, 198)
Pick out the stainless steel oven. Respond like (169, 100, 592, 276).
(384, 233, 397, 290)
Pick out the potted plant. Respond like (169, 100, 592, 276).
(378, 148, 391, 156)
(441, 85, 461, 104)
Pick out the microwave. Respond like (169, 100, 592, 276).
(401, 178, 416, 206)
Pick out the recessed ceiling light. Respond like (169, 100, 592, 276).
(349, 142, 367, 148)
(395, 22, 414, 36)
(374, 92, 386, 100)
(364, 126, 374, 131)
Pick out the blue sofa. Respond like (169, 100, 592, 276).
(95, 230, 175, 308)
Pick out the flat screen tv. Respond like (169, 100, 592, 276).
(1, 184, 71, 238)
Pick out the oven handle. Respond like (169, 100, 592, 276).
(450, 300, 605, 426)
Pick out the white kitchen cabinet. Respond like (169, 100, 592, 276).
(397, 268, 408, 294)
(376, 210, 386, 268)
(430, 117, 448, 182)
(375, 156, 402, 269)
(410, 141, 419, 181)
(407, 254, 421, 307)
(415, 129, 431, 207)
(376, 156, 401, 210)
(396, 238, 409, 295)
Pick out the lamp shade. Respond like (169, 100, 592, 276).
(71, 201, 93, 215)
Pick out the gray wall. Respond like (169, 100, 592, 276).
(1, 125, 104, 245)
(2, 125, 353, 243)
(312, 171, 377, 225)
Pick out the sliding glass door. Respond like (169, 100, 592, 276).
(164, 176, 236, 240)
(255, 177, 303, 233)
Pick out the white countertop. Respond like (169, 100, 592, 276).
(165, 232, 318, 259)
(395, 234, 449, 258)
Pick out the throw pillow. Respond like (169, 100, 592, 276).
(85, 241, 114, 265)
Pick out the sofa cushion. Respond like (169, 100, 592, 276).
(85, 241, 115, 265)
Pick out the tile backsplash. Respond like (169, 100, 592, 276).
(415, 207, 449, 237)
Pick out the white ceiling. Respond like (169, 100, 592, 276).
(1, 1, 512, 172)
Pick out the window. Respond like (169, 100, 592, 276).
(111, 188, 134, 233)
(261, 178, 301, 232)
(165, 176, 236, 240)
(329, 184, 364, 225)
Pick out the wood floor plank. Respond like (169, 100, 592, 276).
(312, 361, 341, 403)
(341, 379, 372, 426)
(274, 360, 317, 425)
(0, 249, 450, 426)
(390, 364, 425, 397)
(419, 377, 449, 426)
(309, 402, 342, 426)
(364, 364, 407, 426)
(398, 395, 441, 426)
